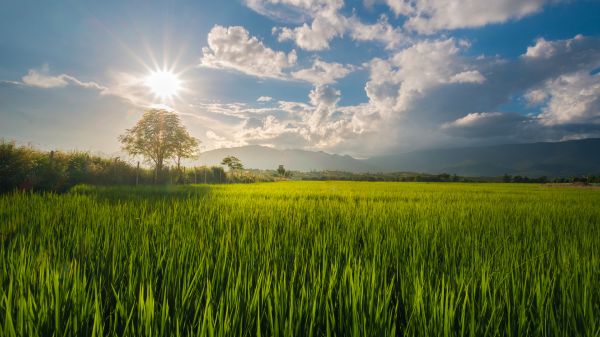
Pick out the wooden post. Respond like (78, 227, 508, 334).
(204, 168, 207, 184)
(114, 157, 119, 183)
(194, 168, 197, 184)
(136, 161, 140, 186)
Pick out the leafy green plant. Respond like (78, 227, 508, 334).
(0, 182, 598, 336)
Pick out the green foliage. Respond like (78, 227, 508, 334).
(0, 141, 37, 191)
(119, 109, 199, 172)
(0, 141, 233, 192)
(221, 156, 243, 171)
(1, 182, 599, 336)
(277, 165, 286, 176)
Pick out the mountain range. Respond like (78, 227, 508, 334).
(198, 138, 600, 177)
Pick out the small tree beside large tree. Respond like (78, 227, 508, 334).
(221, 156, 243, 181)
(119, 109, 199, 182)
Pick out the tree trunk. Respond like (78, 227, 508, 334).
(156, 158, 163, 184)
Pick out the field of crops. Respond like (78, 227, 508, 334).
(1, 182, 599, 336)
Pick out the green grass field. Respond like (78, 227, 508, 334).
(1, 182, 599, 336)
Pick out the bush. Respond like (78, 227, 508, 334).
(0, 141, 231, 193)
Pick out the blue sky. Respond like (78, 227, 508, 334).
(1, 0, 599, 157)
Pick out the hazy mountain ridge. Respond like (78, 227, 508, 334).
(198, 139, 600, 177)
(370, 138, 600, 177)
(198, 145, 377, 173)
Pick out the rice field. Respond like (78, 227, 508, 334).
(1, 182, 599, 336)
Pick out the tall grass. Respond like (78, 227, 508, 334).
(1, 182, 599, 336)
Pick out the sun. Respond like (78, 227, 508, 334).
(145, 70, 182, 100)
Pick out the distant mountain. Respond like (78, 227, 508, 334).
(370, 138, 600, 177)
(198, 139, 600, 177)
(198, 145, 376, 173)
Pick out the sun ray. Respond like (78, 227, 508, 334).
(145, 70, 182, 101)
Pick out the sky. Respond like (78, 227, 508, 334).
(1, 0, 599, 157)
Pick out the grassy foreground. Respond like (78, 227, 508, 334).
(1, 182, 599, 336)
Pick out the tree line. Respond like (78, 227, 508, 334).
(0, 140, 232, 193)
(3, 108, 598, 193)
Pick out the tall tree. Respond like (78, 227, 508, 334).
(173, 128, 200, 172)
(277, 164, 286, 176)
(119, 109, 199, 180)
(221, 156, 243, 171)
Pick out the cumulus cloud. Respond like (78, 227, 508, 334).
(348, 15, 406, 50)
(194, 36, 599, 154)
(170, 32, 600, 154)
(449, 70, 487, 84)
(193, 86, 382, 153)
(371, 0, 559, 34)
(533, 71, 600, 126)
(252, 0, 406, 50)
(245, 0, 343, 22)
(274, 9, 346, 51)
(255, 0, 559, 49)
(522, 34, 583, 59)
(257, 96, 273, 102)
(365, 38, 486, 116)
(356, 34, 600, 149)
(524, 89, 548, 105)
(292, 59, 355, 85)
(523, 38, 558, 59)
(309, 85, 340, 107)
(200, 25, 297, 79)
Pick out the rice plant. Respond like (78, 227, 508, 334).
(1, 182, 599, 336)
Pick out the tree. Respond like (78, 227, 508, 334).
(221, 156, 243, 171)
(119, 109, 198, 181)
(277, 164, 286, 176)
(173, 128, 200, 172)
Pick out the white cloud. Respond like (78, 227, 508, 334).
(206, 130, 226, 141)
(22, 69, 69, 88)
(200, 25, 297, 79)
(441, 112, 528, 137)
(257, 96, 273, 102)
(21, 66, 106, 90)
(365, 38, 485, 115)
(253, 0, 406, 51)
(275, 13, 407, 51)
(522, 34, 583, 59)
(523, 38, 557, 59)
(358, 35, 600, 147)
(245, 0, 343, 22)
(194, 32, 600, 154)
(309, 85, 340, 107)
(449, 70, 486, 84)
(524, 89, 549, 105)
(275, 9, 346, 51)
(348, 15, 406, 50)
(534, 71, 600, 125)
(194, 86, 382, 153)
(14, 66, 172, 110)
(374, 0, 558, 34)
(292, 59, 355, 85)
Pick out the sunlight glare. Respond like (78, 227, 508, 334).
(145, 70, 181, 100)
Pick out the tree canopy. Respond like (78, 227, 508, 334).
(119, 109, 199, 173)
(221, 156, 243, 171)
